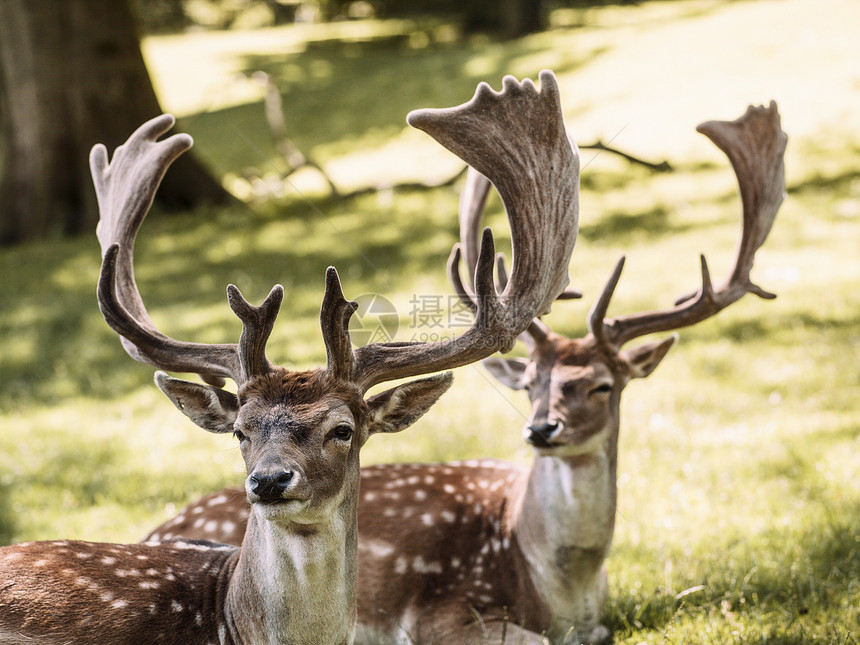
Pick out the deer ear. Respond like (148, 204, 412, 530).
(483, 357, 529, 390)
(365, 372, 453, 436)
(154, 371, 239, 434)
(623, 334, 678, 379)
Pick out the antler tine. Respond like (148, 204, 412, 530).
(320, 267, 359, 382)
(93, 114, 266, 386)
(227, 284, 284, 382)
(590, 102, 787, 350)
(587, 256, 625, 346)
(447, 244, 478, 316)
(351, 70, 579, 390)
(458, 167, 493, 282)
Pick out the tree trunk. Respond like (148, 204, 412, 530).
(499, 0, 543, 39)
(464, 0, 544, 38)
(0, 0, 230, 245)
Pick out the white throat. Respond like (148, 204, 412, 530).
(227, 505, 356, 645)
(515, 447, 616, 640)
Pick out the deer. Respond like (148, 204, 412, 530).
(0, 70, 581, 645)
(141, 101, 787, 644)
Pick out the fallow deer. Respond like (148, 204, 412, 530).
(0, 71, 580, 645)
(144, 103, 786, 644)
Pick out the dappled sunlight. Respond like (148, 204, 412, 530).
(0, 0, 857, 640)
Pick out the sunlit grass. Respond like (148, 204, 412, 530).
(1, 0, 857, 642)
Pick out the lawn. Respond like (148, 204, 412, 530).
(0, 0, 857, 642)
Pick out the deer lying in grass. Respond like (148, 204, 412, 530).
(0, 71, 580, 645)
(144, 103, 786, 644)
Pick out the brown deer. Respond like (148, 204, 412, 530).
(143, 102, 787, 644)
(0, 71, 580, 645)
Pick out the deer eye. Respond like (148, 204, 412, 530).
(332, 424, 354, 442)
(589, 383, 613, 397)
(233, 429, 248, 443)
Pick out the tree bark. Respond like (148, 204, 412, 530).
(0, 0, 230, 245)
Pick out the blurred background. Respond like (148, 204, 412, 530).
(0, 0, 857, 641)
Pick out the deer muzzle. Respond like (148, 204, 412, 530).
(247, 459, 304, 504)
(524, 420, 562, 448)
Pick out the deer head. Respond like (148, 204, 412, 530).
(456, 102, 787, 457)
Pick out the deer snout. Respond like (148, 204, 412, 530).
(247, 459, 303, 504)
(524, 420, 561, 447)
(250, 470, 294, 501)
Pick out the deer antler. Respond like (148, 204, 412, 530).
(92, 114, 278, 387)
(343, 70, 580, 389)
(93, 71, 579, 395)
(448, 161, 582, 349)
(588, 101, 787, 350)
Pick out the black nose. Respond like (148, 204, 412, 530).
(250, 470, 294, 502)
(526, 420, 560, 447)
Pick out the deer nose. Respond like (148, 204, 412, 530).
(249, 469, 294, 502)
(525, 420, 561, 447)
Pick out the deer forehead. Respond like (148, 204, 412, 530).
(552, 362, 612, 389)
(237, 399, 356, 438)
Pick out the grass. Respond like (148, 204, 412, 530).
(1, 0, 858, 642)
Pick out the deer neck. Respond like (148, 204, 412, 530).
(225, 501, 358, 645)
(511, 431, 617, 634)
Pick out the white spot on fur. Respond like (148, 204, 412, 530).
(413, 556, 443, 574)
(394, 557, 408, 574)
(361, 540, 395, 559)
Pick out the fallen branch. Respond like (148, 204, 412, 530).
(255, 72, 673, 201)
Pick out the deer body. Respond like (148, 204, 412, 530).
(0, 518, 350, 645)
(147, 337, 643, 644)
(0, 71, 581, 643)
(145, 102, 787, 644)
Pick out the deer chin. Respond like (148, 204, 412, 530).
(250, 496, 311, 522)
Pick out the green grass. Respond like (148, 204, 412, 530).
(1, 0, 858, 642)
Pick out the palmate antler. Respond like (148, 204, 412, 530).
(93, 71, 580, 394)
(449, 160, 582, 348)
(588, 101, 787, 350)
